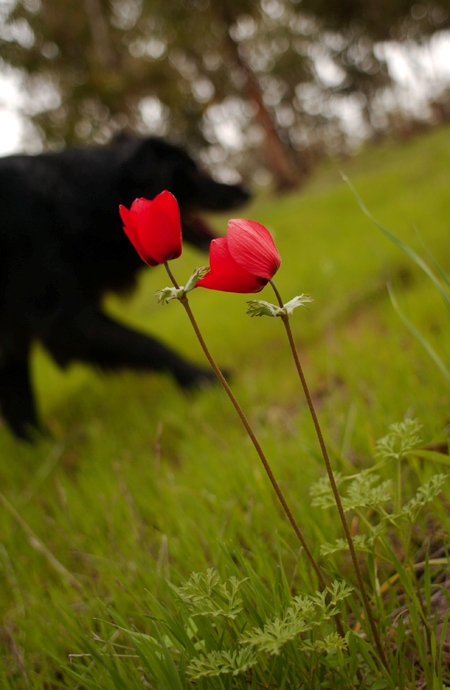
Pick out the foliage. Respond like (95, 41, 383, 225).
(68, 412, 449, 688)
(69, 560, 364, 689)
(297, 0, 450, 41)
(1, 0, 449, 181)
(345, 175, 450, 385)
(0, 127, 449, 688)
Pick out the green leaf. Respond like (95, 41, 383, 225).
(343, 174, 450, 314)
(342, 472, 392, 512)
(405, 448, 450, 467)
(176, 569, 246, 620)
(375, 419, 423, 461)
(155, 286, 184, 304)
(185, 265, 210, 292)
(243, 594, 315, 655)
(282, 294, 314, 314)
(187, 646, 258, 679)
(388, 286, 450, 386)
(393, 473, 447, 522)
(246, 294, 313, 318)
(246, 300, 281, 318)
(310, 472, 345, 509)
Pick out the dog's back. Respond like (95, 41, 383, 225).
(0, 137, 250, 439)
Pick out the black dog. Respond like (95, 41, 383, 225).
(0, 136, 250, 439)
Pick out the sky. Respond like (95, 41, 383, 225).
(0, 69, 23, 154)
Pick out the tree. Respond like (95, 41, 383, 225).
(1, 0, 448, 187)
(294, 0, 450, 42)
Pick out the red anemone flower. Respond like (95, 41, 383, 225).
(119, 190, 182, 266)
(196, 218, 281, 293)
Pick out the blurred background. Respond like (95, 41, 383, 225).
(0, 0, 449, 190)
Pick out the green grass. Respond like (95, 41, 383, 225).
(1, 125, 450, 688)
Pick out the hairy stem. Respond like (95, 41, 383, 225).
(270, 279, 388, 670)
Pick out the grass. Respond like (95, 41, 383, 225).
(1, 124, 450, 688)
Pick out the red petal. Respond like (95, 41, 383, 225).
(227, 219, 281, 280)
(196, 237, 267, 293)
(120, 204, 159, 266)
(146, 191, 182, 262)
(123, 192, 182, 265)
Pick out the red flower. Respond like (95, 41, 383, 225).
(196, 219, 281, 293)
(119, 190, 182, 266)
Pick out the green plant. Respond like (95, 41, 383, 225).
(2, 127, 450, 689)
(67, 200, 450, 688)
(69, 419, 449, 688)
(344, 175, 450, 386)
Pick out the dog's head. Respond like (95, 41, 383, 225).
(117, 136, 251, 252)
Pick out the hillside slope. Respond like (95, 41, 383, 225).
(1, 125, 449, 688)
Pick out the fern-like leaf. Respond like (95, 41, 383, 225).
(392, 474, 447, 522)
(375, 419, 423, 461)
(176, 569, 246, 619)
(187, 646, 258, 679)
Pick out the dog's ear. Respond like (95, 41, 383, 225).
(111, 129, 134, 146)
(113, 133, 150, 164)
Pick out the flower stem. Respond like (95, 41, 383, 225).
(164, 262, 181, 290)
(270, 279, 388, 670)
(163, 263, 327, 591)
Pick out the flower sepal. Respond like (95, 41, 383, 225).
(156, 266, 210, 305)
(246, 294, 313, 318)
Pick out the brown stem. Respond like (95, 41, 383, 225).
(162, 263, 326, 590)
(164, 262, 180, 290)
(270, 280, 388, 670)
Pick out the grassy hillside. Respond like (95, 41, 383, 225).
(1, 125, 449, 688)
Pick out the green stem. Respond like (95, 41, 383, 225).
(270, 279, 389, 671)
(397, 458, 402, 515)
(163, 263, 327, 591)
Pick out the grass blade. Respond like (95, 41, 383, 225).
(342, 174, 450, 314)
(387, 286, 450, 385)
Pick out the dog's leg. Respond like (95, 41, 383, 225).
(42, 306, 216, 387)
(0, 333, 39, 439)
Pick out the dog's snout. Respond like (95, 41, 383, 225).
(232, 185, 252, 208)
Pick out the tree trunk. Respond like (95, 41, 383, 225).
(84, 0, 117, 68)
(219, 7, 300, 192)
(241, 59, 300, 192)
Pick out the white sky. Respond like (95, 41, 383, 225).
(0, 68, 23, 154)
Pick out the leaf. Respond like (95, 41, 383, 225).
(246, 300, 281, 318)
(246, 294, 313, 318)
(301, 631, 348, 654)
(405, 448, 450, 467)
(282, 294, 314, 314)
(243, 594, 315, 655)
(393, 473, 447, 522)
(342, 472, 392, 512)
(155, 286, 183, 304)
(185, 265, 210, 292)
(343, 174, 450, 314)
(388, 286, 450, 386)
(320, 530, 383, 556)
(375, 419, 423, 461)
(310, 472, 345, 509)
(187, 646, 258, 679)
(176, 570, 246, 620)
